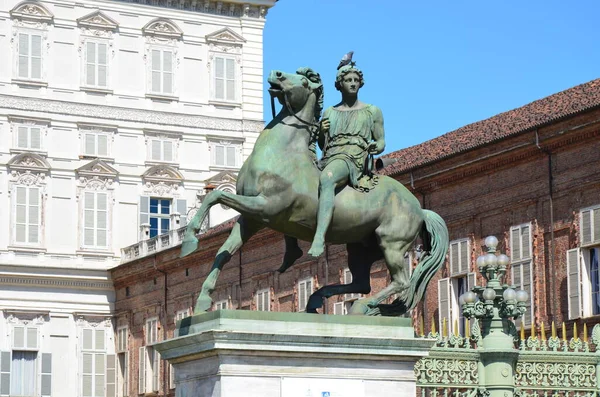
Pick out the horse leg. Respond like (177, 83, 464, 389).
(349, 237, 413, 315)
(278, 236, 303, 274)
(181, 190, 269, 257)
(195, 217, 262, 313)
(305, 243, 380, 313)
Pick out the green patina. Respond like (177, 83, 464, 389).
(180, 61, 449, 317)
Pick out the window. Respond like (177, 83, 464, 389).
(17, 31, 43, 81)
(81, 328, 113, 397)
(438, 238, 475, 334)
(82, 131, 109, 157)
(139, 318, 160, 394)
(581, 206, 600, 246)
(213, 56, 236, 102)
(150, 48, 174, 95)
(333, 302, 347, 315)
(211, 142, 239, 168)
(214, 301, 228, 311)
(14, 185, 41, 245)
(149, 138, 174, 162)
(149, 198, 171, 238)
(343, 268, 360, 301)
(83, 191, 108, 248)
(15, 124, 42, 150)
(84, 41, 108, 88)
(568, 246, 600, 319)
(510, 224, 534, 327)
(298, 278, 313, 312)
(116, 327, 128, 397)
(175, 309, 190, 323)
(256, 289, 270, 312)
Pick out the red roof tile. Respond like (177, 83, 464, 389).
(381, 78, 600, 176)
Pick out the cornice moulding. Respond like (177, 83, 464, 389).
(0, 275, 113, 290)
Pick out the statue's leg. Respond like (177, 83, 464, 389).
(305, 243, 381, 313)
(308, 160, 350, 257)
(195, 216, 262, 313)
(277, 236, 303, 274)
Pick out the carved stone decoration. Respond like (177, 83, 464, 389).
(142, 18, 183, 39)
(76, 159, 118, 179)
(142, 164, 183, 197)
(8, 152, 50, 173)
(10, 1, 54, 23)
(206, 27, 246, 47)
(6, 313, 46, 325)
(75, 316, 112, 328)
(77, 10, 119, 32)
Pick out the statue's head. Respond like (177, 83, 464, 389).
(267, 67, 324, 121)
(335, 64, 364, 92)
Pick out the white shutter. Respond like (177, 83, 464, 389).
(138, 347, 145, 395)
(467, 272, 477, 291)
(26, 327, 38, 349)
(30, 127, 41, 149)
(169, 363, 175, 389)
(163, 141, 173, 162)
(97, 134, 108, 156)
(226, 146, 236, 167)
(225, 58, 235, 101)
(152, 349, 159, 392)
(17, 126, 28, 148)
(450, 242, 459, 276)
(28, 187, 40, 243)
(151, 140, 161, 161)
(567, 248, 582, 320)
(95, 354, 105, 397)
(18, 33, 29, 78)
(522, 262, 533, 326)
(31, 34, 42, 79)
(581, 209, 592, 245)
(215, 145, 225, 166)
(459, 240, 469, 273)
(84, 192, 95, 246)
(511, 227, 521, 261)
(594, 208, 600, 245)
(0, 352, 10, 396)
(333, 302, 344, 315)
(438, 278, 451, 332)
(298, 281, 306, 312)
(98, 43, 107, 87)
(95, 329, 105, 351)
(85, 133, 96, 155)
(82, 353, 93, 397)
(106, 354, 116, 397)
(176, 199, 187, 227)
(83, 329, 93, 350)
(86, 42, 96, 86)
(214, 57, 224, 100)
(151, 50, 161, 93)
(41, 353, 52, 397)
(163, 50, 173, 94)
(13, 326, 25, 348)
(15, 187, 27, 243)
(140, 196, 150, 226)
(521, 225, 531, 259)
(97, 193, 108, 247)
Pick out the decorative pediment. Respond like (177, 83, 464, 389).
(204, 170, 237, 186)
(77, 11, 119, 32)
(10, 1, 53, 23)
(206, 27, 246, 46)
(76, 159, 118, 178)
(7, 152, 50, 172)
(142, 18, 183, 39)
(142, 165, 183, 182)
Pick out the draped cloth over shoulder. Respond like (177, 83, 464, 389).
(319, 104, 380, 192)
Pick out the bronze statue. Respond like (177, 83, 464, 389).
(181, 63, 448, 316)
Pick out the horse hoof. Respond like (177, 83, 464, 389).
(180, 237, 199, 257)
(195, 295, 212, 313)
(278, 246, 303, 273)
(305, 308, 319, 314)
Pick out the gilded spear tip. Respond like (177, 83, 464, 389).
(551, 321, 557, 339)
(574, 322, 578, 341)
(562, 322, 567, 342)
(520, 321, 525, 341)
(541, 322, 546, 341)
(584, 323, 588, 343)
(442, 318, 448, 338)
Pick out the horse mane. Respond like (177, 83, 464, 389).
(296, 67, 324, 122)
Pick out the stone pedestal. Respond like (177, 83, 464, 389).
(154, 310, 433, 397)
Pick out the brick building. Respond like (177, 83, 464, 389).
(111, 77, 600, 395)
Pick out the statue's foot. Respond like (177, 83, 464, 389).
(278, 245, 303, 273)
(307, 240, 324, 257)
(193, 294, 213, 314)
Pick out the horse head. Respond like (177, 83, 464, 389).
(268, 67, 323, 122)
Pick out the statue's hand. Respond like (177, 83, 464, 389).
(368, 141, 384, 154)
(320, 118, 330, 133)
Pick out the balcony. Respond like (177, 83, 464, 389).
(120, 226, 187, 263)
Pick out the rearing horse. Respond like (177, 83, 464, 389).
(181, 67, 448, 316)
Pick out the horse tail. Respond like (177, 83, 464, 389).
(404, 209, 449, 311)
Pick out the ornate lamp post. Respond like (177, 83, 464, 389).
(459, 236, 529, 397)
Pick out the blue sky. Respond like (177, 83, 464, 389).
(262, 1, 599, 155)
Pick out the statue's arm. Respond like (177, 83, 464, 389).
(318, 108, 331, 151)
(370, 106, 385, 154)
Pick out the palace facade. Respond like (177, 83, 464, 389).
(0, 0, 276, 395)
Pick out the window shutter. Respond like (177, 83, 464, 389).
(163, 141, 173, 162)
(82, 353, 93, 397)
(84, 192, 95, 246)
(31, 34, 42, 79)
(95, 329, 105, 351)
(226, 58, 235, 101)
(151, 50, 161, 93)
(13, 327, 25, 348)
(226, 146, 236, 167)
(176, 199, 187, 227)
(98, 134, 108, 157)
(18, 33, 29, 78)
(215, 145, 225, 166)
(438, 278, 451, 332)
(522, 261, 533, 326)
(26, 327, 38, 349)
(41, 353, 52, 397)
(521, 225, 531, 259)
(152, 349, 160, 392)
(567, 248, 582, 320)
(169, 363, 175, 389)
(87, 42, 96, 86)
(333, 302, 344, 315)
(467, 272, 477, 291)
(0, 351, 10, 396)
(85, 133, 96, 155)
(214, 57, 224, 100)
(298, 282, 306, 312)
(163, 50, 173, 94)
(28, 187, 40, 244)
(15, 187, 27, 243)
(97, 193, 108, 247)
(83, 329, 93, 350)
(459, 240, 469, 273)
(106, 354, 116, 397)
(95, 354, 106, 397)
(450, 242, 459, 276)
(140, 196, 150, 226)
(98, 43, 107, 87)
(151, 140, 161, 161)
(511, 228, 521, 261)
(30, 127, 41, 149)
(123, 353, 129, 397)
(17, 126, 28, 148)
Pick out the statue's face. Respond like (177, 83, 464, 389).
(339, 72, 361, 95)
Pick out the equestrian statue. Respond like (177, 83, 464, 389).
(180, 55, 449, 316)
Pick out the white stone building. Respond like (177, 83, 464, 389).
(0, 0, 275, 395)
